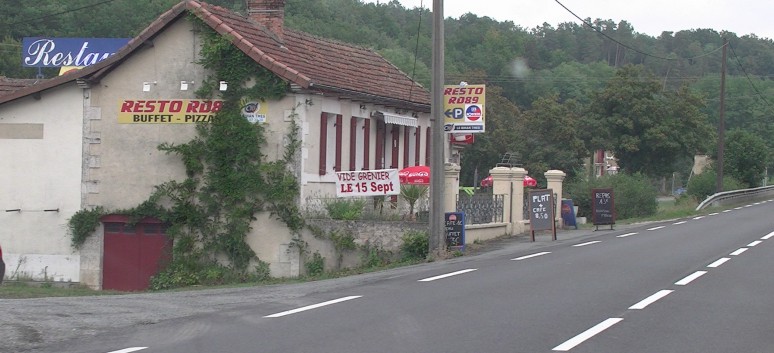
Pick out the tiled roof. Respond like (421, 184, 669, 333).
(0, 77, 40, 97)
(0, 0, 430, 111)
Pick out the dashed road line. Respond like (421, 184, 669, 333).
(264, 296, 362, 318)
(617, 232, 637, 238)
(709, 212, 719, 216)
(552, 318, 623, 351)
(573, 241, 601, 247)
(647, 226, 666, 231)
(744, 204, 753, 208)
(762, 231, 774, 240)
(748, 240, 762, 247)
(734, 207, 743, 210)
(673, 221, 687, 225)
(730, 248, 748, 256)
(693, 216, 705, 220)
(107, 348, 148, 353)
(675, 271, 707, 286)
(512, 252, 551, 261)
(629, 290, 673, 310)
(722, 210, 732, 213)
(418, 269, 477, 282)
(707, 258, 730, 268)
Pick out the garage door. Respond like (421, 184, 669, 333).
(102, 215, 172, 291)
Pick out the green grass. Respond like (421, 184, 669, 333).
(0, 281, 123, 299)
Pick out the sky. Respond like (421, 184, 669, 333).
(362, 0, 774, 40)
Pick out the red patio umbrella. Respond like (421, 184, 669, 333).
(399, 165, 430, 185)
(480, 175, 537, 188)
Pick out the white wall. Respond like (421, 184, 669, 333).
(0, 85, 84, 282)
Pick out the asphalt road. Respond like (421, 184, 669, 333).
(6, 200, 774, 353)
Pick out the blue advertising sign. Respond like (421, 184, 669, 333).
(22, 37, 131, 68)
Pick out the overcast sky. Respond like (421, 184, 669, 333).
(363, 0, 774, 40)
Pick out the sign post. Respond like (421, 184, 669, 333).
(445, 212, 465, 251)
(591, 188, 615, 230)
(528, 189, 556, 241)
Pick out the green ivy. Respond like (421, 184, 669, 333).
(68, 207, 105, 249)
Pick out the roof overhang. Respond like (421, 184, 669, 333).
(377, 111, 418, 127)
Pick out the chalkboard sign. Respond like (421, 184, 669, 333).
(591, 188, 615, 229)
(528, 189, 556, 241)
(445, 212, 465, 250)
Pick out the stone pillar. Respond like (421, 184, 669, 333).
(511, 168, 527, 234)
(545, 169, 567, 228)
(489, 167, 513, 231)
(444, 163, 461, 213)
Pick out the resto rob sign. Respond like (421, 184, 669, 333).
(335, 169, 400, 197)
(118, 99, 223, 123)
(443, 84, 485, 133)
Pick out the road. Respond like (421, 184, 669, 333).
(12, 200, 774, 353)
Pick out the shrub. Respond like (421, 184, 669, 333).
(566, 173, 657, 220)
(305, 251, 325, 276)
(400, 230, 429, 260)
(325, 199, 366, 220)
(687, 168, 746, 201)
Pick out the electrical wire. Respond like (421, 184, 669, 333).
(408, 0, 424, 102)
(728, 42, 774, 112)
(7, 0, 121, 26)
(553, 0, 726, 62)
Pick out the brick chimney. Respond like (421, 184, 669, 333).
(246, 0, 285, 38)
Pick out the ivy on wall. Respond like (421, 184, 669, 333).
(68, 17, 304, 288)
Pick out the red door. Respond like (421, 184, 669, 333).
(102, 215, 171, 291)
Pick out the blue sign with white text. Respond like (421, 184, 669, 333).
(22, 37, 131, 67)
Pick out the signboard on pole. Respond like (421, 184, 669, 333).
(443, 84, 485, 133)
(591, 188, 615, 230)
(528, 189, 556, 241)
(335, 169, 400, 197)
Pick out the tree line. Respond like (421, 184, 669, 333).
(2, 0, 771, 188)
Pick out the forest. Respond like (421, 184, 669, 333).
(2, 0, 773, 188)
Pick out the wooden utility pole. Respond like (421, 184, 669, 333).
(716, 38, 727, 193)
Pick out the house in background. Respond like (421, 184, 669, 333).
(0, 0, 431, 290)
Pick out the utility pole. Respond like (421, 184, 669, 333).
(429, 0, 445, 256)
(716, 38, 727, 193)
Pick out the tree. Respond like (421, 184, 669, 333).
(586, 65, 714, 177)
(724, 129, 770, 187)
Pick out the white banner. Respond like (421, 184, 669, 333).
(336, 169, 400, 197)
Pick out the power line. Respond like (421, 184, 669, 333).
(552, 0, 725, 62)
(728, 41, 774, 113)
(8, 0, 121, 26)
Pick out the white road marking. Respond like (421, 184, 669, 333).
(673, 221, 687, 225)
(675, 271, 707, 286)
(730, 248, 748, 256)
(762, 231, 774, 240)
(617, 232, 637, 238)
(418, 269, 477, 282)
(552, 318, 623, 351)
(693, 216, 705, 220)
(573, 241, 601, 247)
(707, 258, 730, 268)
(722, 210, 732, 213)
(709, 212, 719, 216)
(754, 202, 762, 205)
(512, 252, 551, 261)
(629, 290, 673, 310)
(107, 349, 148, 353)
(264, 296, 362, 318)
(734, 207, 743, 210)
(647, 226, 666, 231)
(744, 205, 753, 208)
(748, 241, 762, 247)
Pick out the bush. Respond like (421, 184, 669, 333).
(687, 169, 746, 201)
(400, 230, 429, 260)
(325, 199, 366, 220)
(305, 251, 325, 276)
(566, 173, 658, 220)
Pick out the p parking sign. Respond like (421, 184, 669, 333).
(443, 84, 485, 133)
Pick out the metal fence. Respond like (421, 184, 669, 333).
(456, 194, 505, 224)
